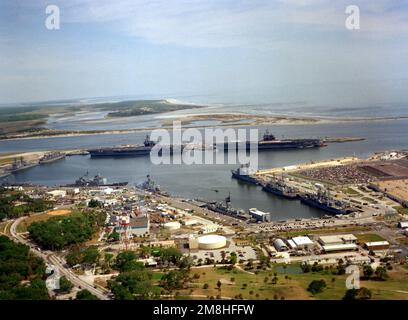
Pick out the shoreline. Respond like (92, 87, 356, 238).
(1, 114, 407, 142)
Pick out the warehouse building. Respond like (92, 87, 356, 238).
(249, 208, 270, 222)
(364, 241, 390, 251)
(292, 236, 314, 249)
(318, 234, 357, 246)
(322, 243, 358, 253)
(273, 238, 288, 251)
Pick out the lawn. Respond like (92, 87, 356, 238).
(394, 206, 408, 215)
(16, 209, 72, 233)
(356, 233, 386, 243)
(157, 263, 408, 300)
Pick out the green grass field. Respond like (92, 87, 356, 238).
(356, 233, 386, 243)
(155, 263, 408, 300)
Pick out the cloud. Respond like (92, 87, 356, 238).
(29, 0, 405, 48)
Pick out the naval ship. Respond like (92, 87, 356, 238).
(63, 172, 128, 187)
(205, 193, 251, 221)
(299, 188, 355, 215)
(88, 130, 324, 157)
(262, 178, 298, 199)
(39, 152, 66, 164)
(88, 136, 156, 157)
(231, 164, 259, 185)
(219, 129, 324, 151)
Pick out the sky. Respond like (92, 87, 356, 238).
(1, 0, 408, 107)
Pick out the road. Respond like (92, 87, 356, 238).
(9, 216, 110, 300)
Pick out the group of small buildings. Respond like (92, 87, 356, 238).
(269, 233, 391, 258)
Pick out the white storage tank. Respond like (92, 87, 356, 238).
(163, 221, 181, 230)
(197, 235, 227, 250)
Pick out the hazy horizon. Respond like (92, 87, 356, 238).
(1, 0, 408, 109)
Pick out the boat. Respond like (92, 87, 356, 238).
(204, 193, 251, 221)
(7, 157, 37, 174)
(88, 136, 156, 157)
(64, 172, 128, 187)
(137, 175, 160, 193)
(219, 129, 324, 151)
(39, 152, 66, 164)
(299, 188, 355, 215)
(88, 129, 324, 158)
(261, 177, 298, 199)
(231, 164, 259, 185)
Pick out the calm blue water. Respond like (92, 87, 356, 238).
(1, 119, 408, 220)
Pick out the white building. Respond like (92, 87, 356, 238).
(398, 221, 408, 229)
(292, 236, 314, 249)
(200, 224, 219, 234)
(249, 208, 270, 222)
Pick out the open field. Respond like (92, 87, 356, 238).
(152, 264, 408, 300)
(377, 179, 408, 202)
(16, 209, 72, 233)
(355, 233, 386, 243)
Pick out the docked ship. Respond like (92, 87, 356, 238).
(88, 130, 323, 158)
(64, 172, 128, 187)
(261, 177, 298, 199)
(39, 152, 66, 164)
(219, 129, 324, 151)
(205, 193, 251, 221)
(137, 175, 160, 193)
(7, 157, 37, 174)
(299, 189, 355, 215)
(137, 175, 170, 196)
(231, 164, 259, 185)
(88, 136, 156, 157)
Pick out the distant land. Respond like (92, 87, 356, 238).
(0, 99, 204, 138)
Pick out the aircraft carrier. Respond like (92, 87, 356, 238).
(88, 130, 324, 157)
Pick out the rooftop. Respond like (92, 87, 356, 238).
(292, 236, 314, 246)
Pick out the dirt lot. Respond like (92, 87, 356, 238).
(376, 179, 408, 201)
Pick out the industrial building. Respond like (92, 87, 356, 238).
(292, 236, 314, 249)
(200, 224, 219, 234)
(273, 238, 288, 251)
(249, 208, 270, 222)
(322, 243, 358, 253)
(115, 215, 150, 237)
(364, 241, 390, 251)
(318, 234, 357, 246)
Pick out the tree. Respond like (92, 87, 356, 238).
(229, 252, 237, 265)
(108, 232, 120, 242)
(363, 265, 374, 279)
(343, 287, 372, 300)
(0, 236, 49, 300)
(58, 276, 73, 294)
(160, 247, 182, 266)
(178, 255, 193, 271)
(203, 283, 209, 289)
(375, 267, 388, 281)
(216, 280, 222, 290)
(160, 271, 184, 291)
(115, 251, 141, 272)
(76, 289, 100, 300)
(307, 279, 327, 295)
(104, 253, 114, 268)
(108, 270, 159, 300)
(88, 199, 102, 208)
